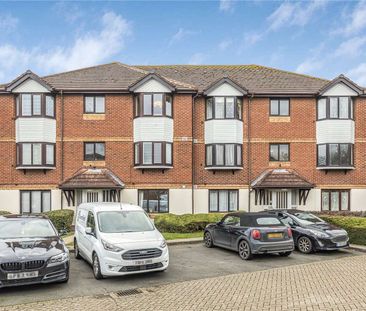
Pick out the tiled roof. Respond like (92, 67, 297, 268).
(251, 169, 314, 189)
(59, 167, 125, 189)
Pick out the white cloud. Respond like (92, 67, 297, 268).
(219, 0, 234, 12)
(169, 28, 196, 45)
(188, 52, 206, 65)
(338, 1, 366, 36)
(0, 11, 131, 81)
(296, 58, 324, 75)
(218, 39, 232, 51)
(334, 36, 366, 57)
(53, 2, 83, 23)
(347, 63, 366, 86)
(0, 13, 18, 32)
(244, 32, 263, 45)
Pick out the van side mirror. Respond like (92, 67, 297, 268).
(85, 227, 93, 235)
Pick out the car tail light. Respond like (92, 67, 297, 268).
(252, 229, 261, 240)
(287, 227, 293, 238)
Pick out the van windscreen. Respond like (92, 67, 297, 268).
(97, 211, 154, 233)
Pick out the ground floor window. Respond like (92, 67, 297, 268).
(209, 190, 238, 212)
(321, 190, 350, 211)
(138, 189, 169, 213)
(20, 190, 51, 213)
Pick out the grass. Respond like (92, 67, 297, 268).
(162, 231, 203, 240)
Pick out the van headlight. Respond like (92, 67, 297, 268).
(101, 239, 124, 252)
(48, 252, 69, 267)
(160, 240, 167, 248)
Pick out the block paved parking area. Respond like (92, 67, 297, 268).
(1, 245, 365, 310)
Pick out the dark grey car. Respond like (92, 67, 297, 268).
(204, 212, 294, 260)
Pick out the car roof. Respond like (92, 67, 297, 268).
(0, 214, 49, 220)
(266, 209, 305, 214)
(227, 211, 280, 218)
(78, 202, 144, 213)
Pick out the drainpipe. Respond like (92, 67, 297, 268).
(247, 93, 254, 212)
(191, 93, 199, 214)
(60, 90, 64, 209)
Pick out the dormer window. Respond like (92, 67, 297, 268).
(16, 94, 55, 118)
(134, 94, 172, 118)
(206, 97, 242, 120)
(317, 97, 353, 120)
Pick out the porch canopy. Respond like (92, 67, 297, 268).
(59, 167, 125, 206)
(251, 169, 314, 206)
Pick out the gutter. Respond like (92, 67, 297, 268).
(191, 93, 199, 214)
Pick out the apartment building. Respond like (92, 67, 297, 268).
(0, 62, 364, 214)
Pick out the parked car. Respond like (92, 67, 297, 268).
(74, 203, 169, 279)
(267, 210, 349, 253)
(204, 212, 294, 260)
(0, 215, 69, 288)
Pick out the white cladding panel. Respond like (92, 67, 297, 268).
(206, 82, 244, 96)
(316, 120, 354, 144)
(16, 118, 56, 143)
(134, 117, 173, 142)
(205, 120, 243, 144)
(134, 79, 172, 93)
(12, 79, 50, 93)
(169, 189, 193, 215)
(322, 83, 358, 96)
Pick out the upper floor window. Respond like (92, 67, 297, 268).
(134, 142, 172, 167)
(84, 96, 105, 114)
(317, 97, 353, 120)
(134, 94, 172, 117)
(206, 144, 242, 167)
(16, 94, 55, 118)
(16, 143, 55, 167)
(270, 99, 290, 116)
(269, 143, 289, 162)
(206, 97, 242, 120)
(317, 143, 353, 167)
(84, 142, 105, 161)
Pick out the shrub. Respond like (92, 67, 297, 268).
(43, 209, 74, 233)
(319, 215, 366, 246)
(154, 213, 224, 233)
(0, 211, 11, 216)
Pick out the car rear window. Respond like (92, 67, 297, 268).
(255, 217, 282, 226)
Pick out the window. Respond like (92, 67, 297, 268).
(270, 99, 290, 116)
(134, 142, 173, 166)
(317, 144, 353, 167)
(222, 215, 240, 226)
(206, 97, 242, 120)
(20, 190, 51, 213)
(321, 190, 349, 211)
(269, 144, 289, 161)
(138, 190, 169, 213)
(16, 94, 55, 118)
(206, 144, 242, 167)
(209, 190, 238, 212)
(84, 142, 105, 161)
(16, 143, 55, 167)
(86, 211, 96, 233)
(84, 96, 105, 114)
(134, 94, 173, 117)
(317, 97, 353, 120)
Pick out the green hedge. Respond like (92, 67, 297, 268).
(154, 213, 224, 233)
(320, 215, 366, 246)
(43, 209, 74, 233)
(0, 211, 11, 216)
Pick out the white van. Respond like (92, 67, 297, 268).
(74, 203, 169, 279)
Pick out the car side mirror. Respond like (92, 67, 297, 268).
(85, 227, 93, 235)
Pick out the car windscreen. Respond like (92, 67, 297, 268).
(292, 212, 325, 226)
(0, 219, 57, 239)
(97, 211, 154, 233)
(255, 217, 283, 226)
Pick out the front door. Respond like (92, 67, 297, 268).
(273, 191, 289, 209)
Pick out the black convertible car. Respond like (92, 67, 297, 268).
(267, 210, 349, 253)
(204, 212, 294, 260)
(0, 215, 69, 288)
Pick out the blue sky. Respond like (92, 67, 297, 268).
(1, 1, 366, 85)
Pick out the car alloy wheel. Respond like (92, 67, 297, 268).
(74, 239, 82, 260)
(298, 236, 313, 254)
(238, 240, 252, 260)
(92, 254, 103, 280)
(204, 232, 213, 248)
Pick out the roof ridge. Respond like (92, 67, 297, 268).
(116, 62, 150, 75)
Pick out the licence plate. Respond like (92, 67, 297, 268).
(268, 233, 283, 239)
(134, 260, 153, 265)
(7, 271, 38, 280)
(337, 241, 347, 247)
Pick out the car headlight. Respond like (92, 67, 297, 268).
(48, 252, 69, 267)
(101, 239, 124, 252)
(160, 240, 167, 248)
(308, 229, 329, 239)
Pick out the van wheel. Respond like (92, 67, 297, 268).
(74, 239, 82, 260)
(238, 240, 253, 260)
(92, 253, 104, 280)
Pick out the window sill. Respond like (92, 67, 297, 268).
(16, 166, 56, 170)
(317, 166, 354, 170)
(83, 114, 105, 120)
(269, 116, 291, 123)
(134, 165, 173, 169)
(205, 166, 243, 170)
(269, 161, 291, 167)
(83, 161, 106, 167)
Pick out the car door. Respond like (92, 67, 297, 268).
(278, 213, 300, 241)
(83, 211, 97, 263)
(76, 208, 89, 256)
(214, 215, 239, 248)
